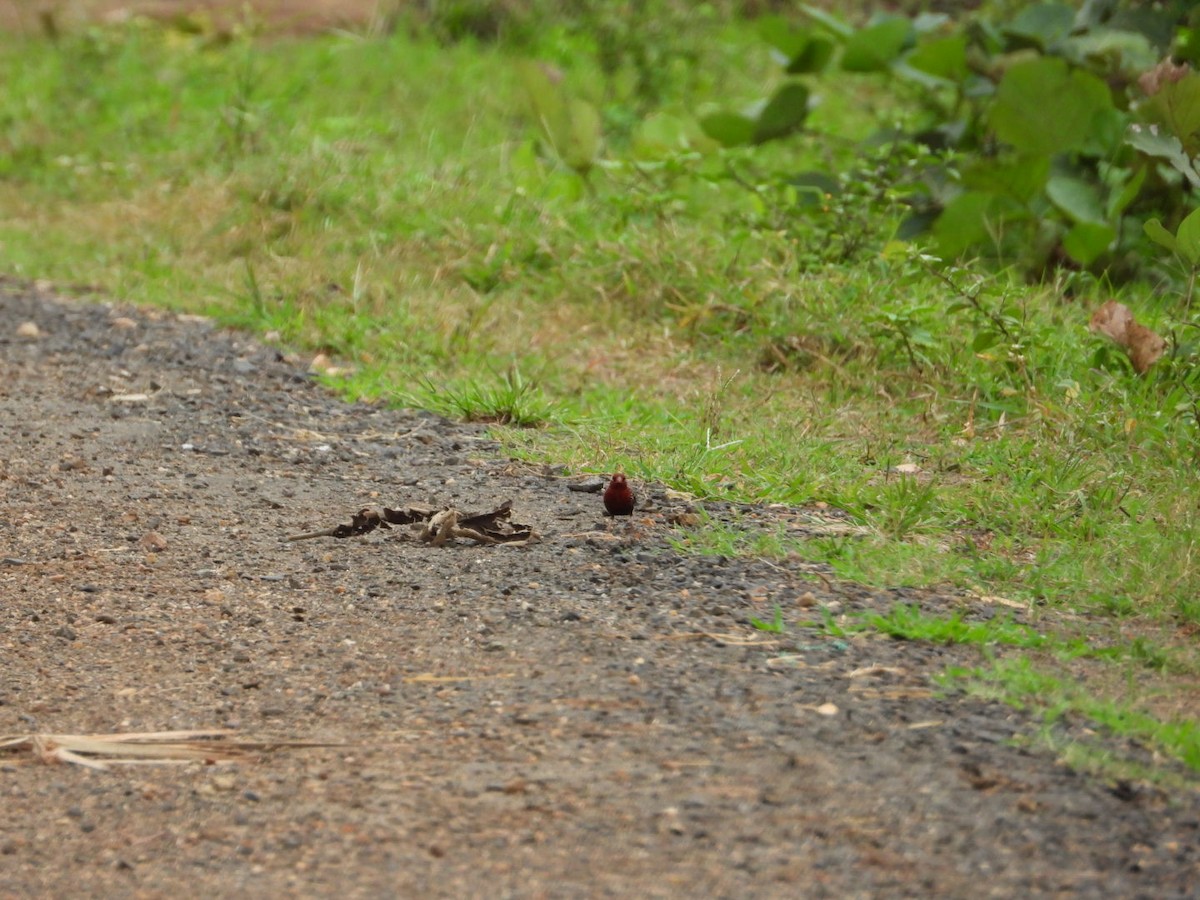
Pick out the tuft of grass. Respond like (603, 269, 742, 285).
(400, 367, 559, 428)
(944, 657, 1200, 776)
(866, 605, 1049, 650)
(750, 605, 786, 634)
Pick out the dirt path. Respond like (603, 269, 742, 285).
(1, 286, 1197, 896)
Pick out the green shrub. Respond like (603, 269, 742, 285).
(696, 1, 1200, 281)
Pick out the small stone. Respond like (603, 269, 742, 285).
(139, 531, 168, 552)
(15, 321, 40, 339)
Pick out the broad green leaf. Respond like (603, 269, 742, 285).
(841, 18, 912, 73)
(972, 330, 1002, 353)
(1142, 73, 1200, 148)
(631, 113, 710, 159)
(758, 15, 808, 58)
(1060, 29, 1157, 75)
(1177, 207, 1200, 265)
(1004, 2, 1075, 49)
(989, 58, 1114, 156)
(753, 82, 810, 144)
(1062, 222, 1115, 265)
(787, 36, 834, 74)
(1143, 218, 1179, 254)
(517, 61, 599, 174)
(1083, 105, 1128, 157)
(1125, 124, 1200, 188)
(896, 209, 938, 240)
(905, 35, 968, 82)
(789, 171, 840, 207)
(934, 191, 1004, 258)
(1046, 175, 1106, 225)
(700, 111, 756, 147)
(563, 98, 601, 174)
(963, 155, 1049, 204)
(1105, 165, 1147, 220)
(758, 18, 833, 73)
(518, 60, 569, 150)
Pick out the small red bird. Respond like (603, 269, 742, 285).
(603, 473, 636, 516)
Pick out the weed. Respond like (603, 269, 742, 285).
(750, 605, 786, 634)
(866, 605, 1046, 649)
(863, 477, 942, 541)
(404, 367, 558, 428)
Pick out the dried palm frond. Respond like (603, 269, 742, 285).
(0, 730, 340, 771)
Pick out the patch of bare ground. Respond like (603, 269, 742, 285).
(1, 285, 1197, 896)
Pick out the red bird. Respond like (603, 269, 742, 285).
(603, 473, 636, 516)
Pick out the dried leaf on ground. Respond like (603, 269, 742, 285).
(1088, 300, 1166, 374)
(289, 501, 534, 546)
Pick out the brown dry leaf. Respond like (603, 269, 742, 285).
(1126, 322, 1167, 374)
(1088, 300, 1165, 374)
(382, 504, 439, 525)
(1138, 58, 1191, 96)
(1089, 300, 1133, 342)
(289, 501, 533, 545)
(139, 530, 169, 552)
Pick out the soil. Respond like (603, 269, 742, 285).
(1, 284, 1198, 898)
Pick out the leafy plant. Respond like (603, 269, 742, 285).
(517, 60, 602, 178)
(1144, 205, 1200, 307)
(694, 1, 1200, 280)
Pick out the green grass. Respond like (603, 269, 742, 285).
(945, 657, 1200, 778)
(0, 8, 1197, 779)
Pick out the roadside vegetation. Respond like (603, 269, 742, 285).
(1, 0, 1197, 778)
